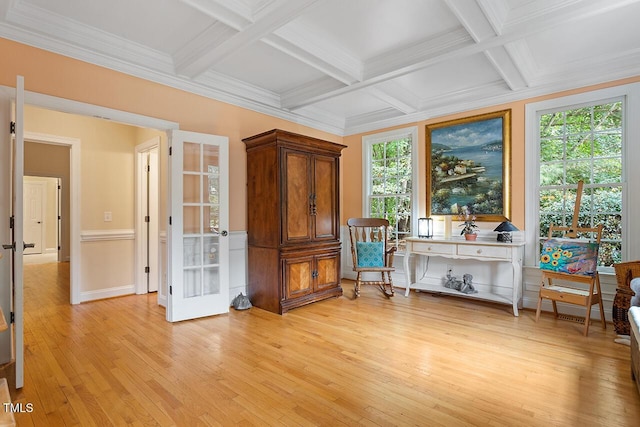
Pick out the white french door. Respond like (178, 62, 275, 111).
(167, 130, 229, 322)
(1, 76, 25, 388)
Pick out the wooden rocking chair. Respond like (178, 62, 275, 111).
(347, 218, 397, 298)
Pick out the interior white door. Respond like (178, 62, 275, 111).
(7, 76, 25, 388)
(23, 181, 44, 255)
(148, 148, 159, 293)
(167, 130, 229, 322)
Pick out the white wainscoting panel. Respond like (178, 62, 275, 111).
(80, 229, 135, 302)
(229, 231, 248, 305)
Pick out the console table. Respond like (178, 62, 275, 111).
(403, 237, 525, 316)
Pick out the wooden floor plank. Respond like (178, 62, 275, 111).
(10, 262, 640, 425)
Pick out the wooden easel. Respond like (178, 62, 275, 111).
(555, 180, 584, 238)
(535, 180, 606, 336)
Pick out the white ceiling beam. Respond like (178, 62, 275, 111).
(446, 0, 527, 92)
(475, 0, 510, 36)
(180, 0, 362, 85)
(365, 83, 418, 115)
(282, 0, 638, 111)
(505, 0, 640, 32)
(267, 23, 362, 85)
(483, 46, 527, 91)
(175, 0, 321, 78)
(503, 40, 537, 88)
(282, 29, 475, 110)
(281, 76, 346, 109)
(179, 0, 253, 29)
(444, 0, 497, 42)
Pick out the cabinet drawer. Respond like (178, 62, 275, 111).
(411, 241, 456, 256)
(457, 244, 510, 259)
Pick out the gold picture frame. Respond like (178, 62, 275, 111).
(426, 109, 511, 221)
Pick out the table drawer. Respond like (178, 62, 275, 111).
(411, 241, 456, 256)
(457, 244, 510, 259)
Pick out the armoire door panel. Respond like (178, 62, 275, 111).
(285, 258, 313, 298)
(316, 253, 339, 291)
(284, 151, 311, 242)
(313, 156, 337, 239)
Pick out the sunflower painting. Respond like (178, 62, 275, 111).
(539, 239, 599, 276)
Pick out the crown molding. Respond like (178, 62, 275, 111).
(6, 0, 174, 73)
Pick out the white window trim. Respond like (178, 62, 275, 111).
(525, 82, 640, 267)
(362, 126, 419, 252)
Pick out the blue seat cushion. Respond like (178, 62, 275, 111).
(356, 241, 384, 267)
(540, 238, 599, 276)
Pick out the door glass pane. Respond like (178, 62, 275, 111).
(204, 145, 219, 172)
(183, 206, 200, 234)
(203, 236, 218, 265)
(204, 205, 219, 234)
(206, 175, 219, 204)
(184, 142, 200, 172)
(203, 267, 220, 295)
(183, 174, 200, 203)
(184, 269, 201, 298)
(183, 237, 200, 267)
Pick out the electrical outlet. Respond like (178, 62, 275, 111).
(104, 211, 112, 222)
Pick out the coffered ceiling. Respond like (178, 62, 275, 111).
(1, 0, 639, 135)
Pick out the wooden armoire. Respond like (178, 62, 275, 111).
(243, 129, 346, 314)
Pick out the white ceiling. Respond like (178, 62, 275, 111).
(1, 0, 639, 136)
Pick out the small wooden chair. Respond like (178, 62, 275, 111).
(347, 218, 397, 297)
(535, 223, 605, 336)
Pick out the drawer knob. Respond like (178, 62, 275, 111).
(477, 249, 482, 254)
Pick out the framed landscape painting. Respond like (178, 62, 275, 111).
(426, 109, 511, 221)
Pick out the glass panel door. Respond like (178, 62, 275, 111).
(168, 130, 229, 322)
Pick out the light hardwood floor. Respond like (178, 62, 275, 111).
(11, 262, 640, 426)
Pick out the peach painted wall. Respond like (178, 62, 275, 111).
(0, 38, 342, 232)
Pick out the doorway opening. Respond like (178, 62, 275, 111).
(21, 91, 178, 306)
(23, 176, 61, 265)
(135, 137, 161, 300)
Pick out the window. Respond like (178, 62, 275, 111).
(363, 127, 418, 252)
(538, 102, 622, 267)
(525, 82, 640, 269)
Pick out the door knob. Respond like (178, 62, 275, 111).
(221, 230, 228, 236)
(24, 242, 35, 249)
(2, 243, 14, 251)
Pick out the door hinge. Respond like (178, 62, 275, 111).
(58, 215, 61, 220)
(169, 285, 172, 295)
(146, 165, 151, 172)
(169, 216, 172, 225)
(169, 146, 172, 156)
(9, 121, 15, 135)
(145, 215, 150, 223)
(9, 216, 14, 229)
(58, 246, 61, 250)
(145, 266, 150, 273)
(10, 312, 14, 324)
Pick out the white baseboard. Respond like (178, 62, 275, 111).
(23, 252, 57, 264)
(80, 284, 135, 303)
